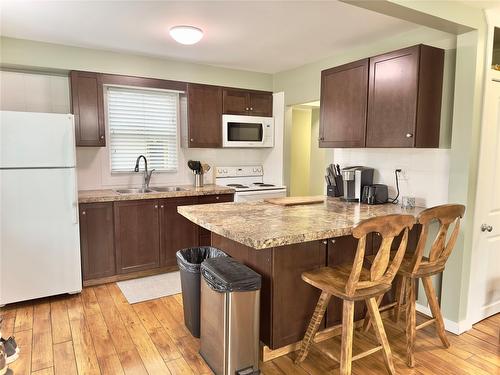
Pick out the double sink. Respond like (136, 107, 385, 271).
(114, 186, 187, 194)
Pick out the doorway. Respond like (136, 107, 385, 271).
(287, 101, 326, 197)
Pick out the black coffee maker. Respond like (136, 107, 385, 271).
(341, 167, 374, 202)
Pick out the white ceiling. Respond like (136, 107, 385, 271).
(0, 1, 419, 74)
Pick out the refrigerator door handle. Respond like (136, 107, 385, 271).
(72, 174, 79, 224)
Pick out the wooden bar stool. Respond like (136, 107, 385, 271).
(294, 214, 415, 375)
(362, 204, 465, 367)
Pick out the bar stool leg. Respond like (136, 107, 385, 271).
(362, 294, 383, 333)
(422, 276, 450, 348)
(295, 291, 331, 364)
(340, 300, 355, 375)
(366, 297, 396, 375)
(394, 275, 406, 323)
(406, 278, 416, 367)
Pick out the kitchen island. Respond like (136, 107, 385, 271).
(178, 197, 423, 359)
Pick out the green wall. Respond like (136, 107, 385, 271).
(0, 37, 273, 91)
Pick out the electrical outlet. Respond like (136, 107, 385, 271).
(397, 169, 408, 181)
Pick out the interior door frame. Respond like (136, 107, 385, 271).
(468, 72, 500, 324)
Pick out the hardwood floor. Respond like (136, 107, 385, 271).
(1, 284, 498, 375)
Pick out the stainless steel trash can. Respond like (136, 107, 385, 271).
(200, 257, 261, 375)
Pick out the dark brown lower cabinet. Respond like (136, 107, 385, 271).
(114, 200, 160, 274)
(160, 196, 199, 267)
(198, 194, 234, 245)
(79, 194, 234, 283)
(79, 202, 115, 280)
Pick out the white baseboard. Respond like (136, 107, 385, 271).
(415, 303, 472, 335)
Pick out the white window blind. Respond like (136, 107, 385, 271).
(107, 86, 178, 172)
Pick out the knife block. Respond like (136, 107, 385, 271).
(327, 175, 343, 197)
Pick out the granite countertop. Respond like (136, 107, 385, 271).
(78, 184, 235, 203)
(177, 197, 425, 250)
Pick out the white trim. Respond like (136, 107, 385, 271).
(416, 302, 472, 335)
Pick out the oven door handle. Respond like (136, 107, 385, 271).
(235, 189, 287, 196)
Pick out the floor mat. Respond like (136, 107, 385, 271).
(117, 271, 181, 304)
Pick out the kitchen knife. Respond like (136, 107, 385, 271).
(328, 164, 336, 177)
(330, 175, 336, 186)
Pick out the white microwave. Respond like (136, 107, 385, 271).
(222, 114, 274, 148)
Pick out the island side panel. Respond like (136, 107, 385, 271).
(271, 240, 327, 348)
(211, 233, 273, 346)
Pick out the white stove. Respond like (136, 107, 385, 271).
(215, 165, 287, 202)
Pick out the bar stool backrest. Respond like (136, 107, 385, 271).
(347, 214, 415, 297)
(408, 204, 466, 275)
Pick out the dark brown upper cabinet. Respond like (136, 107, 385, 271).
(319, 59, 369, 148)
(223, 89, 273, 117)
(114, 200, 160, 274)
(366, 45, 444, 148)
(79, 202, 115, 281)
(319, 44, 444, 149)
(70, 71, 105, 147)
(186, 83, 223, 148)
(249, 92, 273, 116)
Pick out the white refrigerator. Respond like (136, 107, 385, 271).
(0, 111, 82, 306)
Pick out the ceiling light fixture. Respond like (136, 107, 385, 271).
(169, 25, 204, 45)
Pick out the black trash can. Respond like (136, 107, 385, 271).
(176, 246, 228, 337)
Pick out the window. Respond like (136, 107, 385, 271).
(107, 86, 178, 172)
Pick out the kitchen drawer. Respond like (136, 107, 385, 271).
(198, 193, 234, 204)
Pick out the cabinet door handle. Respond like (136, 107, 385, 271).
(245, 107, 249, 111)
(154, 205, 158, 209)
(190, 138, 194, 142)
(406, 133, 413, 138)
(160, 205, 164, 209)
(82, 211, 86, 215)
(322, 240, 327, 245)
(250, 107, 253, 111)
(100, 135, 104, 140)
(331, 239, 336, 244)
(216, 196, 219, 200)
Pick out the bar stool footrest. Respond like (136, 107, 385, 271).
(318, 344, 384, 364)
(416, 318, 436, 330)
(378, 301, 398, 312)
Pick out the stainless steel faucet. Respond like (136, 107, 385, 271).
(134, 155, 155, 190)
